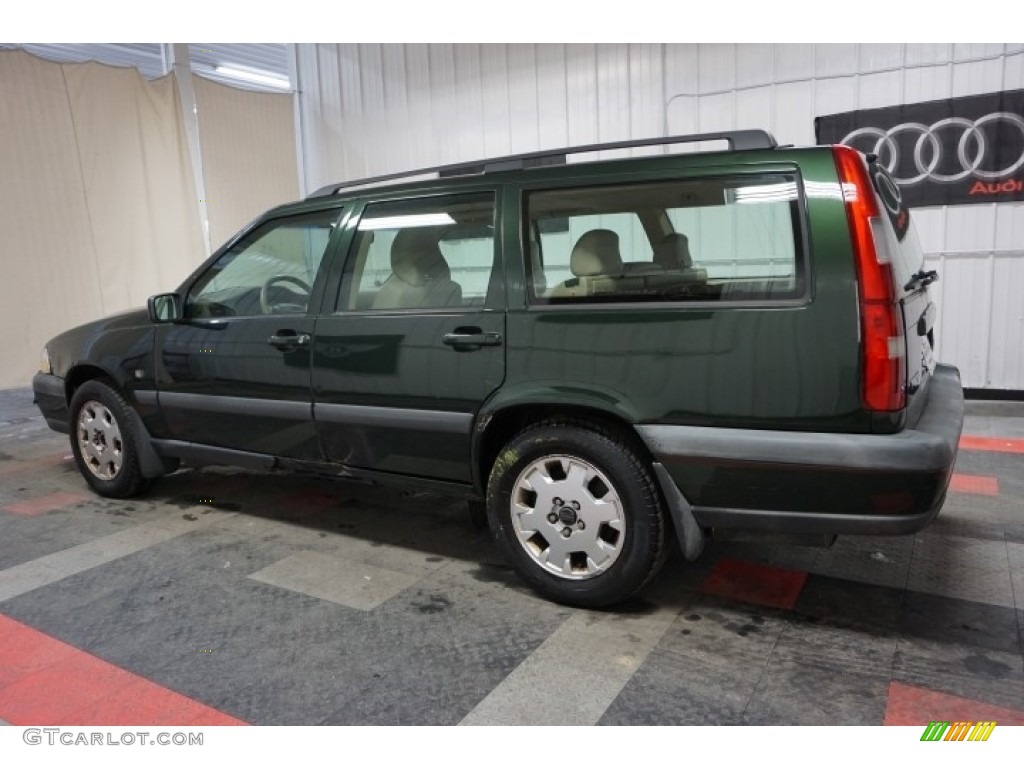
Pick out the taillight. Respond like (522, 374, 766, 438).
(834, 145, 906, 412)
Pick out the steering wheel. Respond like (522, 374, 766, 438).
(260, 275, 311, 314)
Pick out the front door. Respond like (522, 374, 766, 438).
(155, 207, 343, 459)
(312, 192, 505, 483)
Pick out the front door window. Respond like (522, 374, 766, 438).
(188, 209, 341, 318)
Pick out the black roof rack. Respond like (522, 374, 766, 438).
(307, 129, 777, 198)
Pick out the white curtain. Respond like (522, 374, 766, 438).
(0, 51, 302, 390)
(193, 75, 300, 250)
(0, 50, 205, 389)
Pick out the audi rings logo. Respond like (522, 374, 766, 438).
(841, 112, 1024, 186)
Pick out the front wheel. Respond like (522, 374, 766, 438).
(69, 380, 151, 498)
(486, 421, 668, 608)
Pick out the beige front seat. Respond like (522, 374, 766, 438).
(371, 229, 462, 309)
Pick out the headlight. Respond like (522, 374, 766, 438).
(39, 347, 51, 374)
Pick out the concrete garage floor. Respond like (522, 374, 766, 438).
(0, 388, 1022, 727)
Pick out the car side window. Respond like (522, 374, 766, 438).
(528, 175, 804, 304)
(187, 209, 341, 318)
(337, 193, 497, 312)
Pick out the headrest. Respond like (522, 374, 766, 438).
(653, 233, 693, 269)
(570, 230, 623, 277)
(390, 229, 451, 287)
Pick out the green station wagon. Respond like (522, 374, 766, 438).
(33, 131, 965, 607)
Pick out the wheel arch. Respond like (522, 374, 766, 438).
(472, 398, 652, 496)
(64, 363, 118, 403)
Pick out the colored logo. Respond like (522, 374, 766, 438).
(920, 721, 996, 742)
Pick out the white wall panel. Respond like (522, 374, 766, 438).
(856, 70, 905, 111)
(535, 45, 569, 149)
(860, 44, 904, 72)
(903, 64, 951, 102)
(596, 44, 631, 157)
(952, 57, 1005, 96)
(628, 45, 665, 144)
(772, 82, 816, 145)
(665, 95, 699, 136)
(939, 255, 995, 386)
(814, 75, 858, 116)
(905, 44, 954, 67)
(858, 69, 904, 110)
(736, 45, 773, 89)
(989, 255, 1024, 387)
(508, 45, 540, 153)
(776, 44, 816, 81)
(815, 44, 858, 78)
(911, 208, 947, 254)
(662, 45, 698, 98)
(1006, 52, 1024, 88)
(734, 86, 772, 130)
(297, 42, 1024, 389)
(698, 44, 736, 94)
(696, 92, 735, 135)
(954, 44, 1007, 62)
(946, 206, 997, 254)
(995, 203, 1024, 252)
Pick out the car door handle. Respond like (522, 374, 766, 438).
(268, 331, 311, 350)
(442, 329, 503, 350)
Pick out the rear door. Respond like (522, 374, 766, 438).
(868, 163, 937, 413)
(311, 191, 506, 483)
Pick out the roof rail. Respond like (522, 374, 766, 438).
(307, 129, 777, 198)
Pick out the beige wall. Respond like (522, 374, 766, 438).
(0, 51, 205, 390)
(194, 76, 300, 250)
(0, 51, 301, 390)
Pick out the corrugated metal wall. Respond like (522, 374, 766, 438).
(299, 43, 1024, 390)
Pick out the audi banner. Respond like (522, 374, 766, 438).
(815, 89, 1024, 207)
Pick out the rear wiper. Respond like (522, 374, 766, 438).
(904, 269, 938, 292)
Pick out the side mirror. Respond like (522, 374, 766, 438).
(147, 293, 183, 323)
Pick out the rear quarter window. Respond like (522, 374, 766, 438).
(527, 174, 806, 305)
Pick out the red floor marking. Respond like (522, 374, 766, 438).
(0, 615, 246, 726)
(884, 681, 1024, 726)
(4, 491, 86, 516)
(64, 679, 227, 727)
(948, 473, 1000, 496)
(699, 558, 808, 610)
(0, 453, 70, 479)
(0, 617, 77, 689)
(959, 435, 1024, 454)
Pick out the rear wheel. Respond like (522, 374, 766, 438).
(69, 380, 151, 498)
(486, 420, 667, 608)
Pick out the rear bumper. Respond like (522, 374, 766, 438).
(32, 372, 69, 433)
(637, 364, 964, 536)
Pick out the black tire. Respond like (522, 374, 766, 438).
(68, 380, 151, 498)
(486, 420, 668, 608)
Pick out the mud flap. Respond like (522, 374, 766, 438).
(132, 418, 179, 478)
(652, 462, 705, 561)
